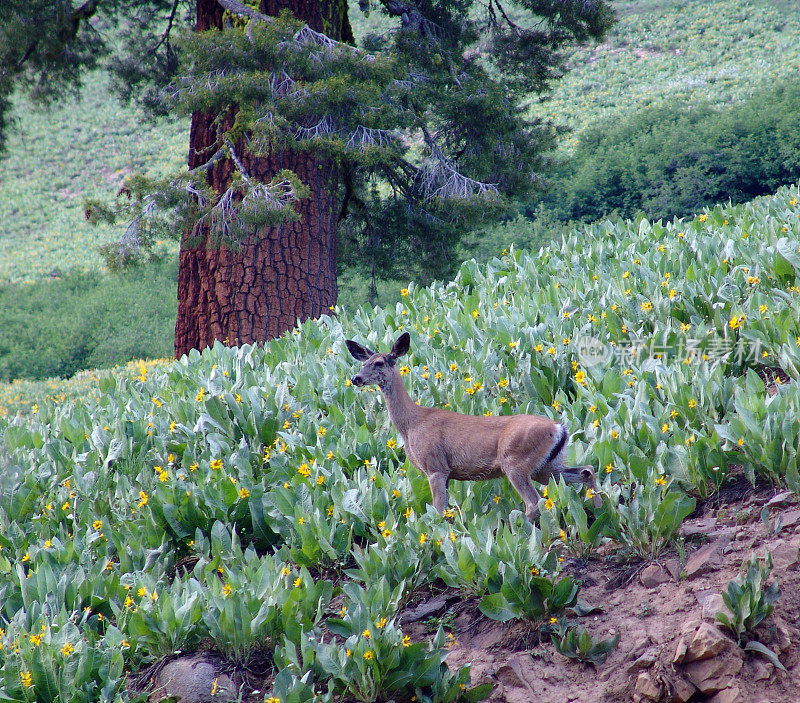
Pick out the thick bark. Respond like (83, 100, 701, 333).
(174, 0, 352, 357)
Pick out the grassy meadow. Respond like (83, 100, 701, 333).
(1, 184, 799, 699)
(530, 0, 800, 147)
(2, 0, 800, 693)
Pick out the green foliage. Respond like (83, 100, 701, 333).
(0, 258, 177, 382)
(537, 480, 607, 560)
(553, 624, 620, 666)
(716, 552, 781, 646)
(716, 370, 800, 490)
(434, 513, 579, 624)
(542, 80, 800, 224)
(315, 582, 477, 703)
(0, 186, 799, 698)
(599, 477, 695, 560)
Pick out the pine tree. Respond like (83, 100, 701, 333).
(2, 1, 613, 356)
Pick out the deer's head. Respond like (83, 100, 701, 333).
(346, 332, 410, 388)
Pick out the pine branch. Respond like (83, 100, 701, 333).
(215, 0, 270, 22)
(148, 0, 181, 57)
(223, 136, 251, 181)
(294, 116, 335, 141)
(345, 125, 400, 151)
(418, 125, 498, 201)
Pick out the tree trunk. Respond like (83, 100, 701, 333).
(174, 0, 353, 357)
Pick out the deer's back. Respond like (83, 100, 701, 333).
(405, 408, 560, 480)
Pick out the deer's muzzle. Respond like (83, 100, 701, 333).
(351, 375, 364, 386)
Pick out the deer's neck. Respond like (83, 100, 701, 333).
(381, 371, 423, 439)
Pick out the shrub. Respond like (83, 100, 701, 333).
(539, 80, 800, 224)
(0, 257, 177, 381)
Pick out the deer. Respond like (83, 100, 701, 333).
(346, 332, 601, 522)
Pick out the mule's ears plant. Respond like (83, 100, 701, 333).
(553, 625, 620, 666)
(716, 551, 785, 670)
(599, 475, 695, 559)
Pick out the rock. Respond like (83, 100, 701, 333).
(641, 564, 671, 588)
(665, 558, 682, 579)
(495, 654, 534, 691)
(708, 687, 744, 703)
(751, 659, 773, 681)
(683, 650, 743, 694)
(765, 491, 795, 508)
(635, 671, 663, 702)
(774, 616, 794, 652)
(684, 623, 731, 663)
(152, 654, 235, 703)
(771, 541, 800, 570)
(699, 593, 730, 622)
(779, 509, 800, 528)
(680, 618, 703, 635)
(667, 676, 697, 703)
(685, 536, 730, 579)
(627, 646, 659, 673)
(673, 638, 688, 665)
(626, 635, 653, 661)
(399, 593, 456, 624)
(680, 517, 718, 539)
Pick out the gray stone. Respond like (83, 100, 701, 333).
(641, 564, 671, 588)
(683, 623, 731, 663)
(495, 654, 534, 690)
(699, 593, 730, 622)
(665, 558, 682, 579)
(673, 638, 688, 665)
(680, 517, 718, 539)
(765, 491, 795, 508)
(708, 687, 744, 703)
(751, 659, 773, 681)
(627, 646, 659, 673)
(683, 650, 743, 694)
(779, 509, 800, 528)
(635, 672, 663, 702)
(152, 654, 235, 703)
(399, 593, 456, 624)
(626, 635, 653, 661)
(667, 676, 697, 703)
(771, 541, 800, 570)
(685, 537, 730, 579)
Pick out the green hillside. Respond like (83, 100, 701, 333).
(0, 73, 186, 284)
(531, 0, 800, 148)
(1, 185, 798, 698)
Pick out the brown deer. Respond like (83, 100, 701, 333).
(346, 332, 600, 521)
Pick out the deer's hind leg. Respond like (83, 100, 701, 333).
(503, 464, 544, 522)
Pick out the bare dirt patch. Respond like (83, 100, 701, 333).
(442, 488, 800, 703)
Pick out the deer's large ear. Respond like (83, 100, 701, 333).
(390, 332, 410, 359)
(346, 340, 375, 362)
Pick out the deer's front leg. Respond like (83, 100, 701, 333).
(426, 472, 449, 514)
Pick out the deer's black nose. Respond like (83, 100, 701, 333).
(351, 375, 364, 386)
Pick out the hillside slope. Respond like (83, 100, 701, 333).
(531, 0, 800, 148)
(0, 186, 799, 700)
